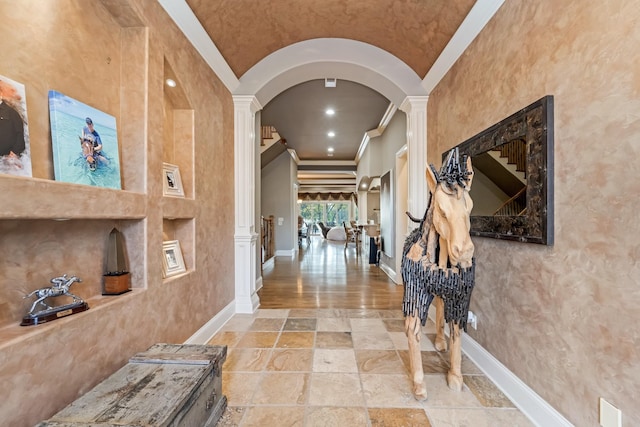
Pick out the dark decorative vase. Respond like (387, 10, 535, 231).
(103, 227, 131, 295)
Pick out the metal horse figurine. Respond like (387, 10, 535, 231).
(24, 274, 84, 316)
(401, 147, 475, 400)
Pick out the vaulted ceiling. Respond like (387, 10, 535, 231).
(184, 0, 476, 78)
(164, 0, 490, 192)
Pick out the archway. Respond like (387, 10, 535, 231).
(233, 39, 428, 313)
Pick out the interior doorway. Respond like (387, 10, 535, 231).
(395, 145, 408, 280)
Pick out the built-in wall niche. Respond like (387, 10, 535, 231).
(162, 218, 195, 281)
(163, 58, 194, 199)
(0, 1, 147, 193)
(97, 0, 147, 193)
(0, 218, 145, 330)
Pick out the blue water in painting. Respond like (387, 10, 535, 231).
(49, 92, 121, 189)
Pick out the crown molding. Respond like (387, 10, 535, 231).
(422, 0, 506, 94)
(158, 0, 239, 92)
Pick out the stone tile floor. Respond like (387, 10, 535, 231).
(209, 308, 534, 427)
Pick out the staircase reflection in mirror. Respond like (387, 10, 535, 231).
(447, 95, 554, 245)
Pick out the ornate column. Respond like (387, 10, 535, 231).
(400, 96, 429, 218)
(233, 95, 262, 313)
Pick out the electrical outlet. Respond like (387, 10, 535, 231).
(599, 398, 622, 427)
(467, 311, 477, 330)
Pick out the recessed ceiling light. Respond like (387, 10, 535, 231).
(327, 131, 335, 137)
(327, 147, 335, 152)
(325, 108, 335, 116)
(165, 78, 177, 87)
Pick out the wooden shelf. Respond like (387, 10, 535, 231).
(162, 269, 195, 285)
(0, 175, 146, 220)
(0, 288, 145, 351)
(161, 196, 197, 220)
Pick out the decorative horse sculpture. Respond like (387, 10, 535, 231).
(24, 274, 84, 315)
(401, 147, 475, 400)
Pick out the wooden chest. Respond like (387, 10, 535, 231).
(37, 343, 227, 427)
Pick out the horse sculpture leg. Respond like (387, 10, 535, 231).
(447, 323, 464, 391)
(433, 296, 448, 352)
(404, 314, 427, 400)
(29, 294, 51, 314)
(433, 297, 463, 391)
(437, 236, 464, 391)
(435, 237, 449, 353)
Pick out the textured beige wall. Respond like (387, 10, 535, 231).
(0, 1, 235, 425)
(428, 1, 640, 425)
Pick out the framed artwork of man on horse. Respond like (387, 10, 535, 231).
(49, 90, 122, 189)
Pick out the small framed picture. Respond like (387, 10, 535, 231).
(162, 240, 186, 278)
(162, 162, 184, 197)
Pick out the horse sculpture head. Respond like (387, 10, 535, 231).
(427, 148, 474, 268)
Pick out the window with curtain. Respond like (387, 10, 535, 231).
(299, 201, 352, 234)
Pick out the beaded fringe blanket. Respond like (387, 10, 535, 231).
(401, 218, 476, 331)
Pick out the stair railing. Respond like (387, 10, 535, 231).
(495, 139, 527, 176)
(261, 126, 277, 146)
(493, 187, 527, 216)
(261, 215, 275, 265)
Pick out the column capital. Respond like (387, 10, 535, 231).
(400, 96, 429, 113)
(233, 95, 262, 113)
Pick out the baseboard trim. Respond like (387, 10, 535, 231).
(263, 257, 274, 269)
(379, 262, 397, 282)
(275, 249, 295, 257)
(184, 301, 235, 345)
(255, 276, 263, 292)
(461, 333, 573, 427)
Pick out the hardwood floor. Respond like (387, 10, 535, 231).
(258, 236, 404, 309)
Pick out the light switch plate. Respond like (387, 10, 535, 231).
(599, 398, 621, 427)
